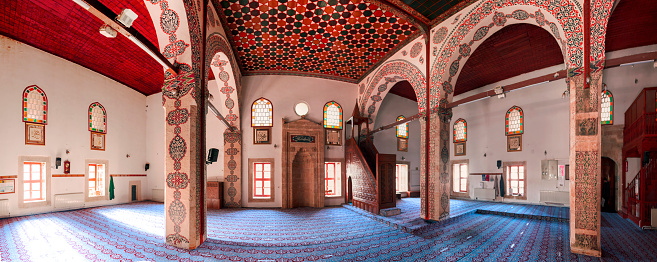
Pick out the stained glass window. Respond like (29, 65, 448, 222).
(453, 119, 467, 142)
(505, 106, 523, 135)
(89, 102, 107, 133)
(22, 85, 48, 124)
(323, 101, 342, 129)
(396, 115, 408, 138)
(601, 90, 613, 125)
(251, 98, 273, 127)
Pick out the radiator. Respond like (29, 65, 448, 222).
(539, 191, 569, 206)
(0, 199, 8, 217)
(152, 189, 164, 202)
(473, 188, 495, 201)
(54, 193, 84, 210)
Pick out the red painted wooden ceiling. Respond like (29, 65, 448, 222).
(605, 0, 657, 52)
(389, 80, 417, 101)
(0, 0, 163, 95)
(454, 24, 563, 96)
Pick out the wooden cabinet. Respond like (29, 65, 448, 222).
(207, 181, 223, 209)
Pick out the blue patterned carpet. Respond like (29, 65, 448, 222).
(0, 200, 655, 261)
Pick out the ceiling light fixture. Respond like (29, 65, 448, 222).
(99, 25, 117, 38)
(72, 0, 90, 10)
(116, 9, 138, 28)
(494, 86, 505, 99)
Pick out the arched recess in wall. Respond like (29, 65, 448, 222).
(359, 60, 426, 128)
(604, 0, 657, 55)
(206, 32, 243, 208)
(423, 0, 583, 222)
(430, 1, 583, 108)
(453, 23, 565, 96)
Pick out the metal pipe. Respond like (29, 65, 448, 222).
(208, 101, 237, 132)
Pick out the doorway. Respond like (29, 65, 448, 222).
(601, 157, 616, 212)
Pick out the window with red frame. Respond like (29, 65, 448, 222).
(88, 163, 106, 197)
(506, 164, 525, 196)
(23, 162, 46, 202)
(253, 162, 271, 198)
(452, 163, 468, 193)
(325, 162, 342, 196)
(395, 164, 408, 192)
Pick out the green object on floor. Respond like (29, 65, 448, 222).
(109, 176, 115, 200)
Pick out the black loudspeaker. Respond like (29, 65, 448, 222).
(643, 151, 650, 166)
(207, 148, 219, 164)
(497, 160, 502, 169)
(145, 163, 150, 171)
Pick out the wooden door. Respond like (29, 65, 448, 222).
(602, 157, 616, 212)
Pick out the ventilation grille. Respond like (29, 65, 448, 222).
(54, 192, 84, 210)
(152, 189, 164, 202)
(539, 191, 569, 206)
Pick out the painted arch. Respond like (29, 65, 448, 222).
(430, 0, 585, 107)
(359, 59, 426, 126)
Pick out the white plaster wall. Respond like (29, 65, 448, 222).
(145, 93, 165, 200)
(240, 75, 358, 207)
(373, 94, 422, 192)
(0, 36, 148, 216)
(448, 47, 657, 205)
(206, 81, 228, 181)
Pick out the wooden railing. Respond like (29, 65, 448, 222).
(625, 153, 657, 227)
(624, 113, 657, 144)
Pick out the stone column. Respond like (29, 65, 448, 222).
(569, 67, 602, 257)
(223, 129, 242, 207)
(163, 71, 206, 249)
(422, 105, 452, 221)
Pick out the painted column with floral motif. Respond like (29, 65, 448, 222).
(162, 71, 206, 249)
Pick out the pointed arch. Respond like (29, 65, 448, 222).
(359, 60, 426, 126)
(453, 119, 467, 143)
(505, 106, 524, 136)
(323, 101, 343, 129)
(22, 85, 48, 124)
(430, 1, 584, 107)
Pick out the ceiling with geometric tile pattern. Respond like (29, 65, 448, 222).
(214, 0, 419, 81)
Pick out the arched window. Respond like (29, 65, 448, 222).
(505, 106, 524, 135)
(396, 116, 408, 139)
(453, 119, 467, 143)
(89, 102, 107, 133)
(23, 85, 48, 124)
(251, 98, 273, 127)
(323, 101, 342, 129)
(601, 90, 613, 125)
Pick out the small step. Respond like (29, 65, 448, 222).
(380, 207, 401, 217)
